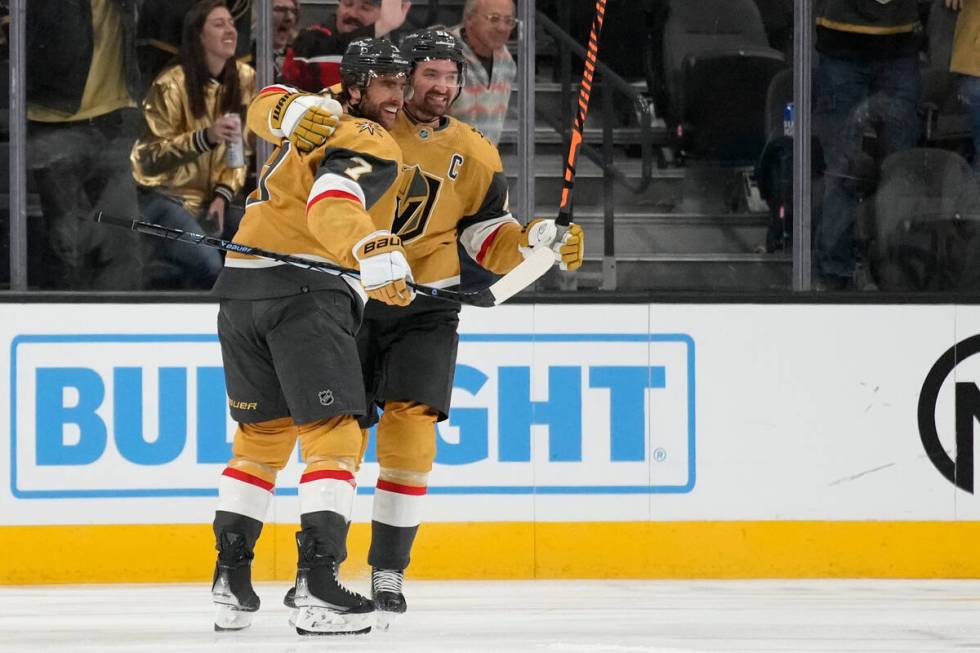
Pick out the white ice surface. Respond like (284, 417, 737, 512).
(1, 580, 979, 652)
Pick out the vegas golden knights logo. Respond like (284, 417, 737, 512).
(394, 165, 442, 242)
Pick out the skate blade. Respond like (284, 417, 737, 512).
(375, 610, 402, 632)
(213, 604, 254, 631)
(294, 606, 373, 636)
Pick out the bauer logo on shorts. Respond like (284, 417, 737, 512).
(318, 390, 335, 406)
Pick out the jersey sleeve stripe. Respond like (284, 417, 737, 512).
(459, 214, 519, 264)
(308, 189, 362, 210)
(475, 226, 501, 265)
(258, 84, 297, 96)
(307, 172, 366, 211)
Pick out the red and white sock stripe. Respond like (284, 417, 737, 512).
(217, 468, 274, 522)
(373, 479, 427, 528)
(299, 469, 356, 520)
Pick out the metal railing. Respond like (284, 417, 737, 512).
(537, 10, 656, 197)
(536, 9, 657, 290)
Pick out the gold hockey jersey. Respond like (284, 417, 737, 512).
(388, 110, 525, 287)
(248, 86, 528, 288)
(214, 87, 405, 300)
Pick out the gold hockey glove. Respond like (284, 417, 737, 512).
(270, 93, 342, 153)
(353, 232, 415, 307)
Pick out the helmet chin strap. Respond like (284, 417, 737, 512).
(345, 95, 364, 119)
(403, 103, 440, 128)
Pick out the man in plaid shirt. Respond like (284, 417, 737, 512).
(449, 0, 517, 144)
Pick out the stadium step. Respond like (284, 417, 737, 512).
(570, 212, 771, 256)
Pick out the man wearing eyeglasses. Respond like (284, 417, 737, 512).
(448, 0, 517, 144)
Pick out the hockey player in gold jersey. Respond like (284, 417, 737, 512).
(209, 38, 413, 636)
(246, 28, 585, 630)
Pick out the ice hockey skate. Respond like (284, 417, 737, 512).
(211, 531, 260, 632)
(372, 568, 407, 631)
(292, 532, 374, 635)
(283, 585, 299, 626)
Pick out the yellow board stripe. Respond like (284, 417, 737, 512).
(3, 521, 980, 585)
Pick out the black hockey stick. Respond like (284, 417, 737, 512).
(556, 0, 608, 233)
(97, 212, 553, 307)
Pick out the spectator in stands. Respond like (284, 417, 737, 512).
(138, 0, 252, 84)
(812, 0, 922, 290)
(282, 0, 411, 92)
(0, 5, 9, 59)
(269, 0, 300, 81)
(131, 0, 256, 289)
(26, 0, 144, 290)
(448, 0, 517, 144)
(947, 0, 980, 177)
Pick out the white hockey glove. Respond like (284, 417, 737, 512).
(518, 218, 559, 258)
(353, 231, 415, 307)
(270, 93, 343, 153)
(518, 218, 584, 270)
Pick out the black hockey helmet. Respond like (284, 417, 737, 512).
(340, 37, 411, 90)
(401, 28, 466, 72)
(400, 29, 466, 104)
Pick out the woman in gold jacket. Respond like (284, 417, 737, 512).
(131, 0, 255, 289)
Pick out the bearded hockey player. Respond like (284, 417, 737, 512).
(209, 38, 412, 636)
(245, 28, 584, 631)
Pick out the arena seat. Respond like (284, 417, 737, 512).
(661, 0, 787, 163)
(921, 0, 972, 148)
(870, 148, 980, 291)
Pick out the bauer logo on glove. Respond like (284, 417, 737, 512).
(353, 231, 415, 307)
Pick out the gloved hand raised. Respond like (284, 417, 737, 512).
(553, 223, 584, 271)
(353, 232, 415, 307)
(519, 218, 585, 271)
(270, 93, 342, 153)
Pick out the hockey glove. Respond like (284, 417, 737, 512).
(353, 231, 415, 307)
(518, 218, 559, 258)
(270, 93, 342, 153)
(553, 223, 584, 271)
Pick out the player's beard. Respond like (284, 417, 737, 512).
(408, 89, 453, 123)
(358, 95, 401, 130)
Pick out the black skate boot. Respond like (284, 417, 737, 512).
(293, 530, 374, 635)
(211, 528, 261, 631)
(372, 568, 406, 631)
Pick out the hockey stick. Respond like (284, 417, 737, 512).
(96, 212, 554, 307)
(556, 0, 608, 232)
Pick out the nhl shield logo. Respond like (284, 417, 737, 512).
(318, 390, 335, 406)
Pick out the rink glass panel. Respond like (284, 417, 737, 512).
(9, 1, 978, 296)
